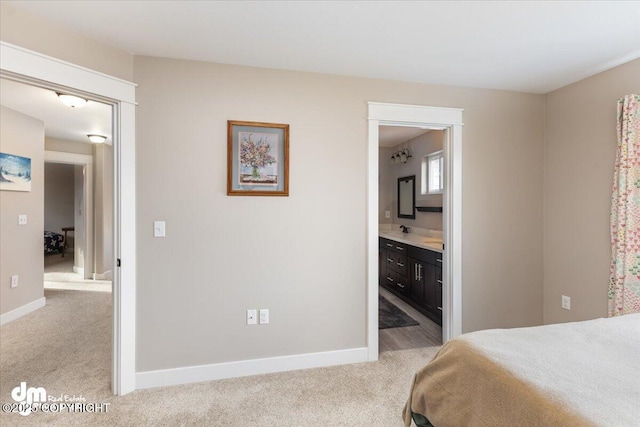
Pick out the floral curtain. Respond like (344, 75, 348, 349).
(609, 94, 640, 316)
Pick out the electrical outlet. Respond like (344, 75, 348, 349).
(18, 215, 27, 225)
(561, 295, 571, 310)
(153, 221, 166, 238)
(247, 309, 257, 325)
(11, 275, 19, 288)
(385, 210, 391, 218)
(259, 309, 269, 325)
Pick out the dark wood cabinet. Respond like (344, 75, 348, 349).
(379, 238, 409, 296)
(380, 237, 442, 326)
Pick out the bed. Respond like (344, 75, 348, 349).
(403, 314, 640, 427)
(44, 230, 64, 255)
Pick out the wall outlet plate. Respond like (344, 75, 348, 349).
(259, 309, 269, 325)
(247, 309, 257, 325)
(11, 275, 19, 288)
(18, 215, 27, 225)
(561, 295, 571, 310)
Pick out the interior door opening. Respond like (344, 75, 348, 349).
(377, 125, 445, 354)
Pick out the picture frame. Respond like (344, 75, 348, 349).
(0, 152, 32, 192)
(227, 120, 289, 196)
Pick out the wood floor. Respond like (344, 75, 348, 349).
(379, 286, 442, 352)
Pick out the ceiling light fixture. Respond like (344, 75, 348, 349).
(56, 92, 87, 108)
(391, 148, 412, 164)
(87, 134, 107, 144)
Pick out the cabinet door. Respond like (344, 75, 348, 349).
(422, 262, 437, 313)
(435, 266, 443, 323)
(409, 258, 424, 304)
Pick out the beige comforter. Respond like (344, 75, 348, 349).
(403, 314, 640, 427)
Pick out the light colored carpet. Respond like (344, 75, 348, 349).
(44, 254, 111, 292)
(0, 289, 439, 426)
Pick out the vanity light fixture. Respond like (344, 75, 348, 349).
(87, 134, 107, 144)
(56, 92, 87, 108)
(390, 148, 412, 164)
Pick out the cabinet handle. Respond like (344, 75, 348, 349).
(396, 246, 404, 251)
(386, 243, 393, 247)
(397, 262, 404, 267)
(387, 277, 394, 282)
(437, 280, 443, 284)
(397, 283, 405, 289)
(418, 264, 422, 281)
(387, 258, 394, 262)
(414, 263, 418, 280)
(436, 259, 443, 263)
(437, 306, 443, 311)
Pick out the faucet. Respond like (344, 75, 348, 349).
(399, 225, 410, 234)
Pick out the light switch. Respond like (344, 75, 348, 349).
(153, 221, 166, 238)
(259, 309, 269, 325)
(18, 215, 27, 225)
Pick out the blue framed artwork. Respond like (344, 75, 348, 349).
(0, 152, 32, 192)
(227, 120, 289, 196)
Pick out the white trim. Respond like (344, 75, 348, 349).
(367, 102, 463, 357)
(136, 347, 368, 390)
(93, 270, 112, 280)
(44, 150, 93, 165)
(0, 42, 136, 103)
(1, 41, 137, 395)
(0, 297, 46, 326)
(73, 266, 85, 276)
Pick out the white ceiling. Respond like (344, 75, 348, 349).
(5, 1, 640, 94)
(379, 126, 429, 148)
(0, 79, 112, 145)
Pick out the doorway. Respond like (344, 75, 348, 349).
(378, 125, 444, 352)
(0, 42, 136, 395)
(367, 102, 463, 361)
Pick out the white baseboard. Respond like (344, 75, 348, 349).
(136, 346, 368, 390)
(0, 297, 46, 326)
(93, 270, 112, 280)
(73, 266, 84, 275)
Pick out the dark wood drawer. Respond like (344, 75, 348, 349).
(380, 237, 407, 254)
(395, 272, 409, 295)
(408, 245, 441, 264)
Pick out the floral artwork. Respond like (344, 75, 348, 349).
(0, 152, 32, 192)
(227, 121, 289, 196)
(238, 132, 278, 185)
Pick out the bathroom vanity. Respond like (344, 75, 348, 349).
(379, 232, 443, 326)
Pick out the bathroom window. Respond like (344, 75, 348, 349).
(422, 151, 443, 194)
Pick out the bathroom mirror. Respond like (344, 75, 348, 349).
(398, 175, 416, 219)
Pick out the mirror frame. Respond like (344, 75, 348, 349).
(397, 175, 416, 219)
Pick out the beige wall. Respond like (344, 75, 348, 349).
(543, 59, 640, 324)
(93, 144, 113, 276)
(379, 131, 444, 230)
(45, 137, 93, 156)
(134, 56, 544, 372)
(0, 3, 134, 81)
(44, 162, 74, 236)
(0, 106, 44, 316)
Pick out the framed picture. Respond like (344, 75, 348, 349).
(0, 152, 32, 192)
(227, 120, 289, 196)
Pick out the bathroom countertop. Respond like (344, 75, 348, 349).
(379, 230, 443, 253)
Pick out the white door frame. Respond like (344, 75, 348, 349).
(44, 151, 94, 279)
(1, 42, 137, 395)
(367, 102, 463, 360)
